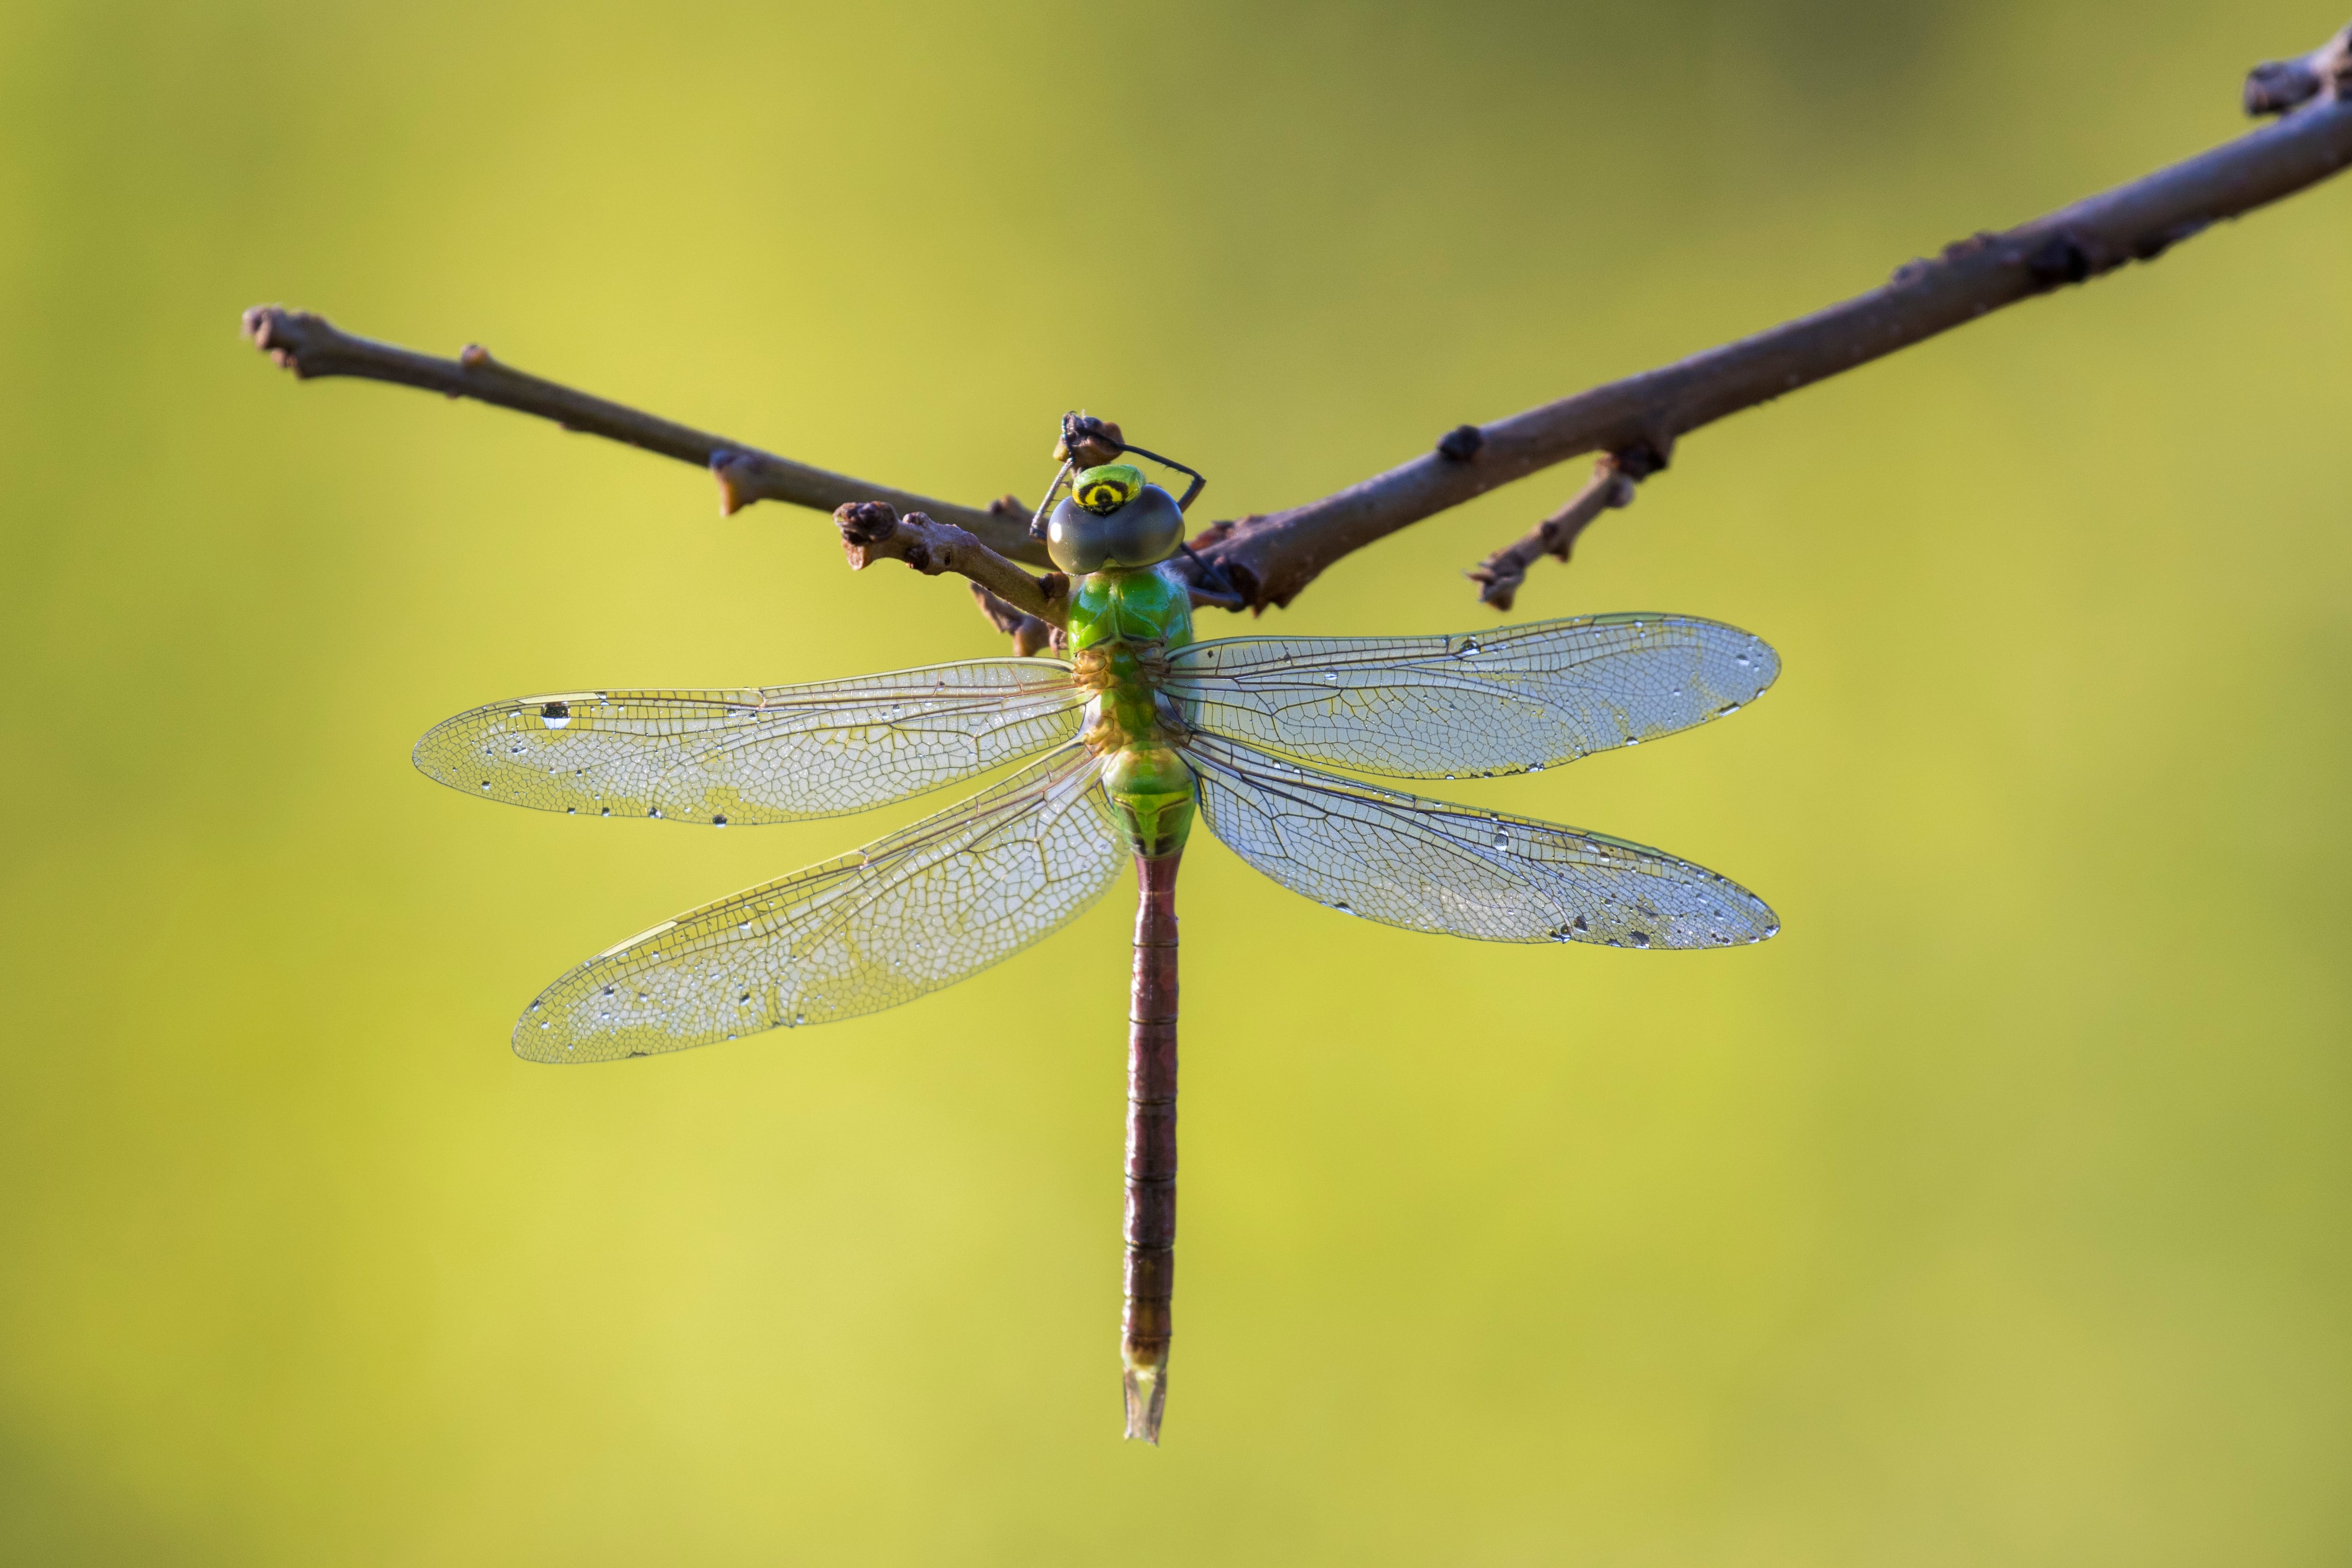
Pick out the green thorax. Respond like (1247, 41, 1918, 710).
(1067, 564, 1195, 655)
(1069, 566, 1197, 861)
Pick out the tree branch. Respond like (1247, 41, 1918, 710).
(1192, 24, 2352, 611)
(242, 22, 2352, 633)
(238, 305, 1049, 565)
(833, 502, 1070, 630)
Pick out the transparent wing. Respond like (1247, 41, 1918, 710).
(1165, 614, 1777, 779)
(1185, 733, 1776, 948)
(516, 743, 1125, 1061)
(415, 659, 1084, 826)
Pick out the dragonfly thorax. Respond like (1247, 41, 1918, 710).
(1068, 565, 1199, 862)
(1067, 564, 1194, 654)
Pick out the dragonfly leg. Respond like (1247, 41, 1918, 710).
(1123, 850, 1181, 1443)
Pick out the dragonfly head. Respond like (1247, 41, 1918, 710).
(1048, 464, 1184, 573)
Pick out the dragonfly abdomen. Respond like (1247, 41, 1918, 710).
(1123, 849, 1180, 1443)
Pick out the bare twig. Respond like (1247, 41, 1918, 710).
(1464, 456, 1641, 613)
(243, 23, 2352, 629)
(2246, 21, 2352, 114)
(239, 305, 1048, 565)
(1192, 30, 2352, 610)
(834, 503, 1070, 629)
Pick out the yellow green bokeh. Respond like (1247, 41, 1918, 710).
(3, 1, 2348, 1562)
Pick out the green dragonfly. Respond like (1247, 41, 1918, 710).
(413, 425, 1780, 1443)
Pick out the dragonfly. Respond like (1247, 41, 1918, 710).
(413, 424, 1781, 1444)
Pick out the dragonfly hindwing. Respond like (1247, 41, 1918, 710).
(515, 744, 1127, 1061)
(1183, 733, 1777, 949)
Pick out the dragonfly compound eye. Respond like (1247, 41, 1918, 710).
(1075, 463, 1145, 515)
(1048, 477, 1185, 573)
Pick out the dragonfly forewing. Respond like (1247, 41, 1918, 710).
(1183, 733, 1777, 948)
(415, 659, 1086, 826)
(516, 743, 1126, 1061)
(1165, 614, 1776, 779)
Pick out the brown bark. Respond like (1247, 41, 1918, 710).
(1123, 851, 1181, 1444)
(240, 23, 2352, 631)
(831, 502, 1071, 629)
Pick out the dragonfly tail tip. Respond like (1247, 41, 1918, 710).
(1121, 1362, 1168, 1445)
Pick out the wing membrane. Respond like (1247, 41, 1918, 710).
(1185, 733, 1776, 948)
(1165, 614, 1776, 779)
(516, 743, 1124, 1061)
(415, 659, 1084, 825)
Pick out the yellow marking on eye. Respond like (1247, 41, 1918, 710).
(1073, 463, 1144, 515)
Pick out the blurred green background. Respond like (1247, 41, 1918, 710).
(4, 0, 2348, 1562)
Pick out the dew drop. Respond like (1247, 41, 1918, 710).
(602, 986, 615, 997)
(1630, 931, 1652, 948)
(793, 1012, 805, 1027)
(1455, 636, 1482, 659)
(1492, 822, 1510, 852)
(1327, 900, 1356, 915)
(479, 780, 491, 791)
(540, 701, 572, 730)
(600, 806, 612, 817)
(566, 806, 578, 815)
(712, 814, 729, 827)
(648, 807, 663, 820)
(529, 1002, 540, 1013)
